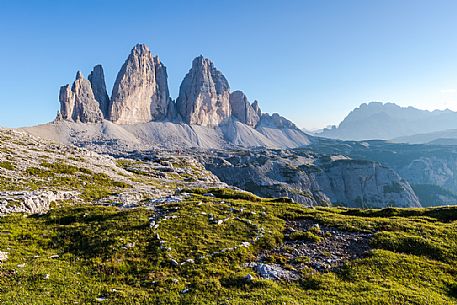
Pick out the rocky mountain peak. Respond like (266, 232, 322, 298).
(252, 100, 261, 117)
(259, 113, 298, 129)
(55, 44, 303, 132)
(229, 90, 260, 127)
(88, 65, 110, 119)
(176, 56, 231, 126)
(75, 71, 83, 80)
(110, 43, 171, 124)
(59, 72, 103, 123)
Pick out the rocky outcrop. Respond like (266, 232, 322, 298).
(229, 91, 260, 127)
(88, 65, 110, 119)
(258, 113, 297, 129)
(316, 159, 420, 208)
(55, 44, 303, 132)
(59, 71, 104, 123)
(0, 191, 77, 216)
(59, 85, 75, 120)
(252, 100, 261, 117)
(176, 56, 231, 126)
(110, 44, 171, 124)
(200, 150, 421, 208)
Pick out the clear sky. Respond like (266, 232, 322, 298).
(1, 0, 457, 129)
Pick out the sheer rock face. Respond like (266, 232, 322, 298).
(59, 72, 103, 123)
(88, 65, 110, 119)
(252, 100, 261, 117)
(176, 56, 231, 126)
(229, 91, 260, 127)
(59, 84, 75, 120)
(110, 44, 171, 124)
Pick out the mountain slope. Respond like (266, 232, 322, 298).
(22, 119, 311, 150)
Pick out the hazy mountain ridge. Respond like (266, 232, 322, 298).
(319, 102, 457, 141)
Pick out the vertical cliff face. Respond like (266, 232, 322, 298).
(59, 71, 103, 123)
(176, 56, 231, 126)
(88, 65, 110, 119)
(59, 84, 75, 120)
(229, 90, 261, 127)
(110, 44, 171, 124)
(315, 159, 421, 208)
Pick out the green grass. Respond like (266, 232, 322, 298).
(20, 161, 131, 201)
(0, 194, 456, 304)
(0, 161, 15, 171)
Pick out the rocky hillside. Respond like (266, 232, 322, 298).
(0, 186, 456, 304)
(199, 149, 420, 208)
(0, 128, 227, 216)
(309, 138, 457, 207)
(1, 117, 456, 304)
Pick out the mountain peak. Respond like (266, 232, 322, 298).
(319, 102, 457, 141)
(176, 56, 231, 126)
(88, 65, 110, 119)
(75, 71, 83, 80)
(110, 43, 171, 124)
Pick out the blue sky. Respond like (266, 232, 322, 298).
(1, 0, 457, 129)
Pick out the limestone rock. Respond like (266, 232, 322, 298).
(258, 113, 297, 129)
(176, 56, 231, 126)
(316, 160, 421, 208)
(252, 100, 261, 117)
(88, 65, 110, 119)
(59, 72, 104, 123)
(110, 44, 171, 124)
(0, 190, 77, 216)
(59, 84, 75, 120)
(229, 91, 260, 127)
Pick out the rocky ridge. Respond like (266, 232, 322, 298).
(59, 71, 104, 123)
(56, 44, 298, 135)
(0, 128, 228, 215)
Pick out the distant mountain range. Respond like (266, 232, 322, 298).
(318, 102, 457, 143)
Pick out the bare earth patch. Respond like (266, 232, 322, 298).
(252, 219, 372, 280)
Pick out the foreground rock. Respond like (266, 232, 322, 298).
(0, 191, 77, 216)
(0, 129, 228, 215)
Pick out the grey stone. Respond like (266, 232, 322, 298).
(176, 56, 231, 126)
(59, 71, 104, 123)
(88, 65, 110, 119)
(110, 44, 171, 124)
(229, 91, 260, 127)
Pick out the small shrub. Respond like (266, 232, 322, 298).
(289, 231, 322, 243)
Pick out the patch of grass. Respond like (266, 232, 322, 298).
(288, 231, 322, 243)
(0, 161, 15, 171)
(0, 197, 456, 304)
